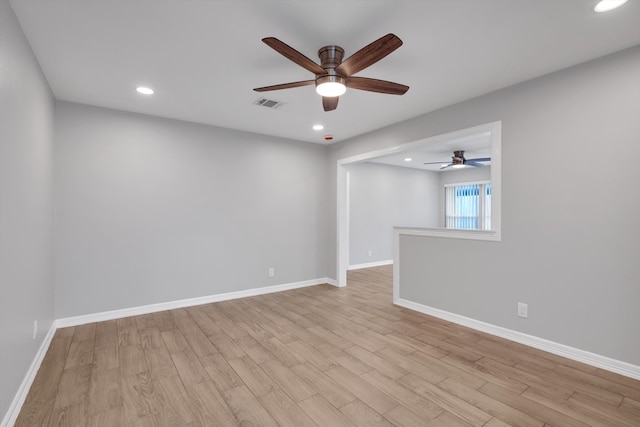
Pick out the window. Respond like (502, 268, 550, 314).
(445, 181, 491, 230)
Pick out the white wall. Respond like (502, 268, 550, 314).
(54, 102, 329, 318)
(438, 166, 491, 227)
(348, 162, 438, 266)
(330, 46, 640, 366)
(0, 0, 55, 419)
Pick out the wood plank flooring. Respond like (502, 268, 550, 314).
(15, 266, 640, 426)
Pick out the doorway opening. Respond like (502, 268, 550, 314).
(336, 121, 501, 286)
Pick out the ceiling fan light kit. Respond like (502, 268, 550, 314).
(316, 75, 347, 97)
(254, 34, 409, 111)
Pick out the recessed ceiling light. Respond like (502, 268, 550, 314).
(404, 158, 412, 162)
(136, 86, 154, 95)
(594, 0, 627, 12)
(313, 124, 324, 131)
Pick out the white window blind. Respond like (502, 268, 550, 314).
(445, 182, 491, 230)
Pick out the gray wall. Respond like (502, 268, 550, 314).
(438, 166, 491, 227)
(348, 162, 438, 266)
(330, 46, 640, 365)
(0, 0, 55, 419)
(54, 102, 329, 318)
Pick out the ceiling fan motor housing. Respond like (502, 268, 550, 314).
(316, 45, 346, 88)
(318, 45, 344, 70)
(452, 150, 466, 165)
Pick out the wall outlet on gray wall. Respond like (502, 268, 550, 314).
(33, 320, 38, 339)
(268, 267, 275, 278)
(517, 303, 528, 318)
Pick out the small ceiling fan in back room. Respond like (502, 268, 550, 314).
(424, 150, 491, 170)
(254, 34, 409, 112)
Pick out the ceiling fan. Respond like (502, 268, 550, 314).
(253, 34, 409, 112)
(424, 150, 491, 170)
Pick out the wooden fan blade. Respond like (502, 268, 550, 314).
(254, 80, 315, 92)
(424, 161, 450, 165)
(440, 164, 453, 170)
(346, 76, 409, 95)
(335, 33, 402, 77)
(323, 96, 338, 112)
(262, 37, 327, 75)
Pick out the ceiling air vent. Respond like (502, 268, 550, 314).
(254, 97, 285, 109)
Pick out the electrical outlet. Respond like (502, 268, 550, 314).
(268, 267, 275, 277)
(33, 320, 38, 339)
(368, 250, 372, 257)
(517, 303, 528, 318)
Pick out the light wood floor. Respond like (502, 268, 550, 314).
(16, 266, 640, 426)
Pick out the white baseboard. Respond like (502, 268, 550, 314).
(325, 277, 339, 287)
(395, 298, 640, 381)
(348, 260, 393, 271)
(1, 323, 57, 427)
(56, 277, 332, 328)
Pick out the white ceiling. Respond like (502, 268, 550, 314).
(10, 0, 640, 144)
(370, 132, 492, 172)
